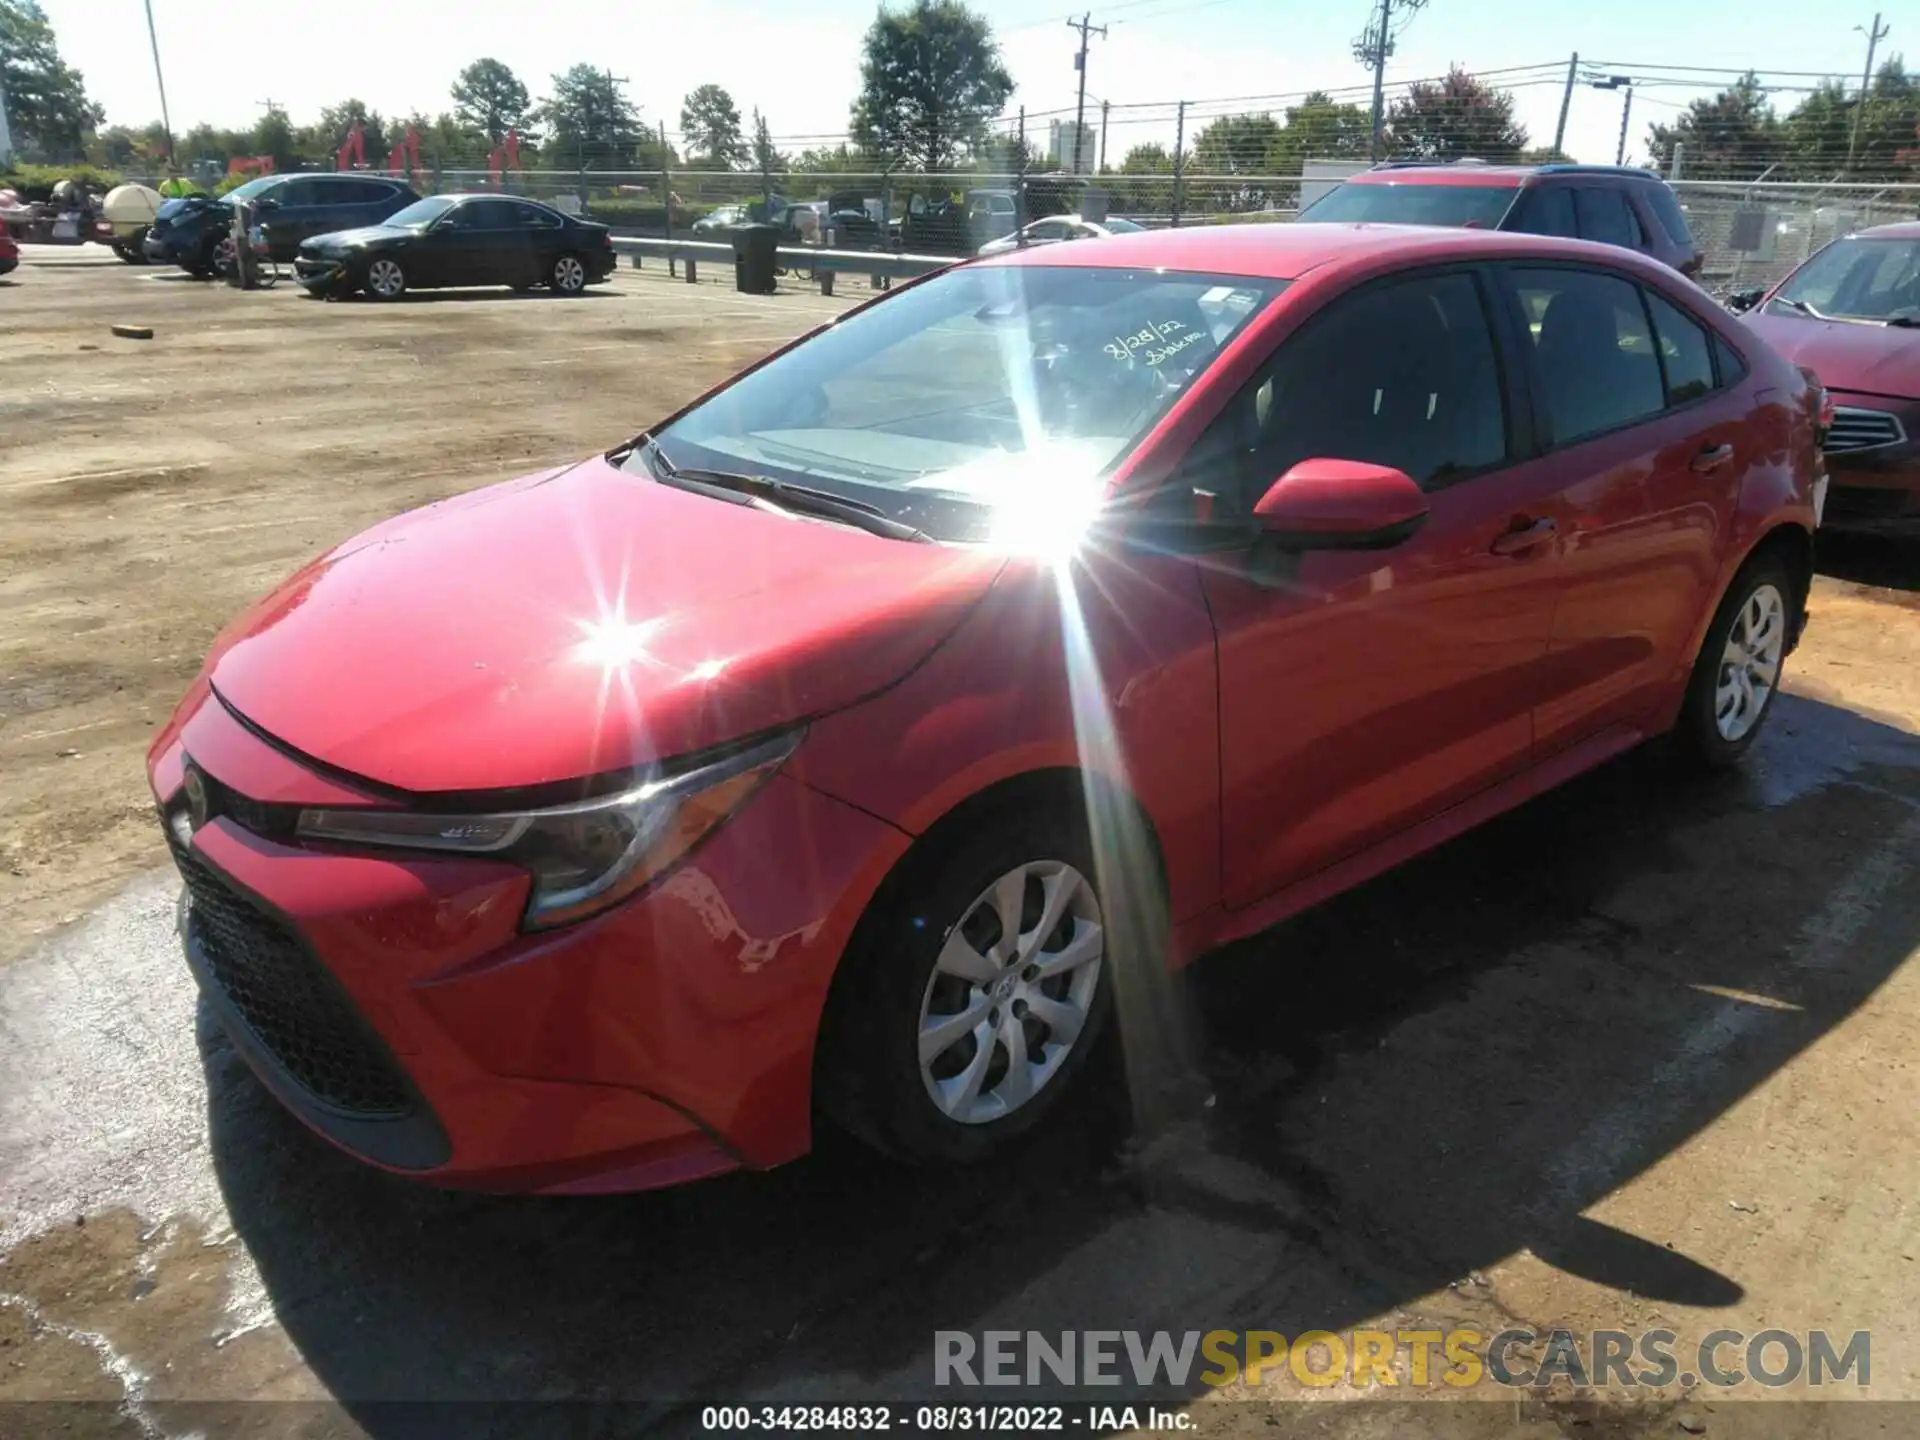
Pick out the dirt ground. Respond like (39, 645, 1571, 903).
(0, 246, 858, 964)
(5, 245, 1920, 1440)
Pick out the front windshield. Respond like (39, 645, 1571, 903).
(645, 264, 1284, 543)
(1104, 217, 1145, 233)
(384, 196, 459, 230)
(1769, 236, 1920, 324)
(1297, 182, 1517, 229)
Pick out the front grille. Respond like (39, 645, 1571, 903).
(1825, 407, 1907, 453)
(169, 835, 414, 1119)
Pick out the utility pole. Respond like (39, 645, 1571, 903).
(144, 0, 176, 165)
(1367, 0, 1392, 162)
(1100, 98, 1110, 173)
(1591, 75, 1633, 166)
(1068, 13, 1107, 175)
(1172, 99, 1186, 225)
(1847, 12, 1889, 172)
(1552, 51, 1579, 157)
(603, 67, 629, 170)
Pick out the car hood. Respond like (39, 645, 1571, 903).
(1742, 311, 1920, 400)
(302, 225, 405, 253)
(203, 456, 1004, 794)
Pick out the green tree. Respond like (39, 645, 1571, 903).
(1646, 72, 1781, 181)
(1387, 67, 1528, 161)
(1278, 91, 1374, 163)
(680, 83, 746, 168)
(537, 64, 643, 167)
(1111, 141, 1175, 213)
(1189, 112, 1285, 211)
(251, 107, 299, 172)
(317, 99, 390, 166)
(1848, 57, 1920, 180)
(750, 107, 783, 178)
(850, 0, 1013, 172)
(1, 0, 102, 161)
(451, 58, 532, 146)
(790, 143, 884, 175)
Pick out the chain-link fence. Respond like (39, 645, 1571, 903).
(1670, 180, 1920, 296)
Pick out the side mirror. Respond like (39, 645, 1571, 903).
(253, 196, 280, 212)
(1252, 459, 1430, 550)
(1726, 287, 1764, 314)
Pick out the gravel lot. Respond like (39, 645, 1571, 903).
(3, 244, 1919, 1439)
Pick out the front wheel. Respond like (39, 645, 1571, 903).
(549, 253, 587, 294)
(364, 257, 408, 301)
(817, 809, 1115, 1165)
(1673, 553, 1797, 768)
(209, 234, 236, 278)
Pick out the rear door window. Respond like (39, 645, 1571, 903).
(1573, 188, 1636, 249)
(1508, 267, 1667, 445)
(1644, 290, 1716, 404)
(1510, 186, 1577, 238)
(1642, 184, 1696, 248)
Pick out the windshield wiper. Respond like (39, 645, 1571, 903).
(1775, 297, 1830, 320)
(642, 440, 931, 543)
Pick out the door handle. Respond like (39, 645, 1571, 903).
(1691, 443, 1735, 473)
(1490, 516, 1557, 556)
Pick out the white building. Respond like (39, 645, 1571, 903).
(1048, 120, 1095, 175)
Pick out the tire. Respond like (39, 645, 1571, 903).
(817, 804, 1119, 1165)
(549, 253, 587, 295)
(364, 257, 408, 301)
(209, 234, 236, 278)
(1672, 552, 1797, 769)
(114, 234, 148, 264)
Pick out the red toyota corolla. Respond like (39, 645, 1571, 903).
(150, 223, 1823, 1193)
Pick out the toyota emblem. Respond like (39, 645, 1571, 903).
(182, 766, 210, 831)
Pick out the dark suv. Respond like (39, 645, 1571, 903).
(1297, 162, 1704, 278)
(144, 172, 419, 278)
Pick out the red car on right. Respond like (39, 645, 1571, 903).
(1732, 221, 1920, 535)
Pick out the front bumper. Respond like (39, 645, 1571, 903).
(1821, 394, 1920, 536)
(292, 255, 352, 291)
(148, 686, 910, 1192)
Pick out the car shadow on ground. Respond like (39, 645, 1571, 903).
(203, 694, 1920, 1429)
(1817, 532, 1919, 594)
(313, 288, 622, 306)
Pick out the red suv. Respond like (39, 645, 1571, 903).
(1298, 162, 1705, 278)
(1731, 221, 1920, 535)
(150, 224, 1820, 1193)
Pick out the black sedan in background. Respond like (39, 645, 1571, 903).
(293, 194, 616, 299)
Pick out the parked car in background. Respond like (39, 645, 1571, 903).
(692, 203, 750, 236)
(144, 173, 419, 278)
(150, 222, 1818, 1195)
(293, 193, 616, 300)
(977, 213, 1146, 256)
(1731, 221, 1920, 535)
(1296, 162, 1705, 278)
(0, 232, 18, 277)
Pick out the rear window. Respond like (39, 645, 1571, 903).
(1296, 182, 1517, 229)
(1642, 183, 1696, 247)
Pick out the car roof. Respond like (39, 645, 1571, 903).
(977, 220, 1682, 282)
(1345, 162, 1666, 189)
(1856, 221, 1920, 240)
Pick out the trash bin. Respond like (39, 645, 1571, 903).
(733, 223, 780, 295)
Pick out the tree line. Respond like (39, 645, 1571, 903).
(6, 0, 1917, 191)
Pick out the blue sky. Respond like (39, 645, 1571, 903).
(42, 0, 1899, 168)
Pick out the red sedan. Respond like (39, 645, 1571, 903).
(1733, 221, 1920, 535)
(149, 223, 1823, 1193)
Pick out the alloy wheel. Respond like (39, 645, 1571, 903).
(917, 860, 1104, 1126)
(367, 259, 405, 299)
(553, 256, 586, 293)
(1716, 582, 1786, 742)
(211, 236, 236, 275)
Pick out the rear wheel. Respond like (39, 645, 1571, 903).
(817, 807, 1115, 1165)
(549, 253, 587, 294)
(364, 257, 408, 301)
(1673, 553, 1796, 768)
(209, 234, 236, 278)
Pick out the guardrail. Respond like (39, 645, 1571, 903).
(610, 235, 958, 295)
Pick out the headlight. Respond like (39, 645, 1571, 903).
(295, 729, 803, 929)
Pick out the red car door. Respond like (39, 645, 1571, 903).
(1176, 268, 1568, 910)
(1499, 265, 1742, 755)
